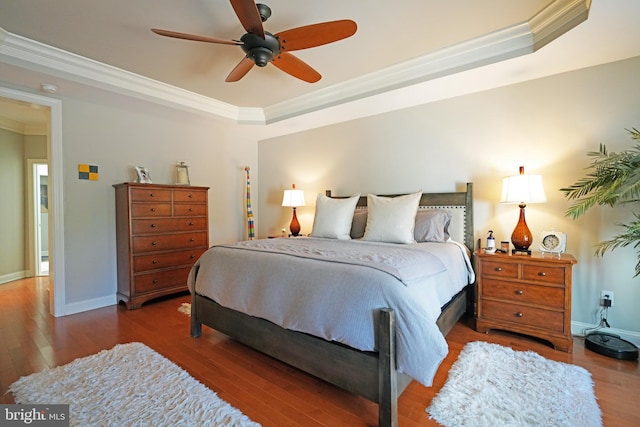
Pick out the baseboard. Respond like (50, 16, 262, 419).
(0, 271, 28, 285)
(572, 321, 640, 347)
(62, 294, 117, 316)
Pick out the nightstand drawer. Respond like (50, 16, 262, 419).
(481, 300, 564, 334)
(482, 279, 564, 309)
(522, 264, 566, 284)
(481, 260, 518, 278)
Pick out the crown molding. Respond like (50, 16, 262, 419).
(0, 0, 590, 125)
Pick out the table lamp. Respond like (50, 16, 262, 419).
(500, 166, 546, 254)
(282, 184, 305, 236)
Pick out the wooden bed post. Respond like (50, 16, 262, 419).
(378, 308, 398, 427)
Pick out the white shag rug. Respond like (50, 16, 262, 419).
(9, 342, 259, 427)
(427, 341, 602, 427)
(178, 302, 191, 316)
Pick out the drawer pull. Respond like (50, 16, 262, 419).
(190, 238, 195, 242)
(150, 208, 156, 212)
(538, 272, 546, 277)
(188, 194, 193, 198)
(153, 279, 159, 284)
(514, 312, 523, 318)
(150, 224, 156, 228)
(190, 254, 195, 259)
(494, 267, 502, 272)
(515, 289, 524, 295)
(189, 222, 194, 226)
(152, 241, 158, 246)
(152, 259, 158, 264)
(188, 208, 193, 212)
(150, 193, 155, 197)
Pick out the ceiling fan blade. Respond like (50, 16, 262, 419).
(272, 52, 321, 83)
(225, 56, 255, 82)
(151, 29, 241, 46)
(275, 20, 357, 51)
(230, 0, 265, 39)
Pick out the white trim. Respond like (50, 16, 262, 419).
(63, 294, 117, 316)
(0, 0, 590, 125)
(0, 87, 65, 317)
(0, 271, 28, 285)
(572, 320, 640, 347)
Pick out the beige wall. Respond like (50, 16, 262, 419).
(258, 56, 640, 336)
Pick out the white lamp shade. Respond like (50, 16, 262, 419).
(282, 189, 305, 207)
(500, 174, 547, 204)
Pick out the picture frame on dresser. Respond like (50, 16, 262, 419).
(135, 166, 152, 183)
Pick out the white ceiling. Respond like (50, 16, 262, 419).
(1, 0, 640, 130)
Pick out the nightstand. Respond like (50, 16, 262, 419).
(474, 250, 577, 352)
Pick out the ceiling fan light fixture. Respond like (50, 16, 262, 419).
(256, 4, 272, 22)
(248, 47, 273, 67)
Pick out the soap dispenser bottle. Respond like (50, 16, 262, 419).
(487, 230, 496, 252)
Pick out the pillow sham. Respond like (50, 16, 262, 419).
(362, 191, 421, 244)
(350, 209, 368, 239)
(310, 193, 360, 239)
(414, 209, 452, 242)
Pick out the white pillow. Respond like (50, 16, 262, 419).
(310, 193, 360, 239)
(362, 191, 422, 244)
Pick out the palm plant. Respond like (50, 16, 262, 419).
(560, 128, 640, 277)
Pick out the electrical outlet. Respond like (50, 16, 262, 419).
(600, 290, 614, 307)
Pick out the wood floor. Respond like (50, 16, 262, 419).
(1, 277, 638, 426)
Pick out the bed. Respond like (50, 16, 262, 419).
(188, 183, 475, 427)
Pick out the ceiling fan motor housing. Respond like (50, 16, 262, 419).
(241, 32, 280, 67)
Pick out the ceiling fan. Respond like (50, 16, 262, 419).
(151, 0, 357, 83)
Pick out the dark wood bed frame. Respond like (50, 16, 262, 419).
(191, 183, 474, 427)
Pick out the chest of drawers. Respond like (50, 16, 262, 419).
(474, 251, 577, 352)
(114, 183, 209, 309)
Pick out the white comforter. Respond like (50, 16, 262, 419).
(188, 237, 474, 386)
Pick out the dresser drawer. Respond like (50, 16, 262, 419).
(481, 260, 518, 279)
(130, 188, 172, 202)
(522, 264, 566, 284)
(481, 299, 564, 334)
(132, 217, 207, 235)
(134, 267, 191, 294)
(482, 279, 564, 309)
(174, 204, 207, 216)
(132, 232, 208, 253)
(131, 203, 172, 217)
(174, 189, 207, 203)
(133, 248, 206, 273)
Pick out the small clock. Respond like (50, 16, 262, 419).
(540, 230, 566, 254)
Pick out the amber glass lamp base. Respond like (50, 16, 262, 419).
(511, 203, 533, 254)
(289, 207, 301, 236)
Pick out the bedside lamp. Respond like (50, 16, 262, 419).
(282, 184, 305, 236)
(500, 166, 546, 254)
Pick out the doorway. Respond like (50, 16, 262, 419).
(34, 162, 49, 276)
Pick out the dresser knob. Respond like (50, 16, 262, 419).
(515, 290, 524, 295)
(151, 224, 156, 228)
(150, 193, 155, 197)
(190, 238, 195, 242)
(538, 272, 546, 277)
(150, 208, 156, 212)
(494, 267, 502, 272)
(153, 279, 159, 284)
(190, 254, 195, 259)
(188, 194, 193, 198)
(189, 208, 193, 212)
(189, 222, 194, 226)
(152, 259, 158, 264)
(515, 312, 523, 318)
(152, 241, 157, 246)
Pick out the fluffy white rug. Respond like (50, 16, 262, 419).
(427, 341, 602, 427)
(178, 302, 191, 316)
(9, 342, 259, 427)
